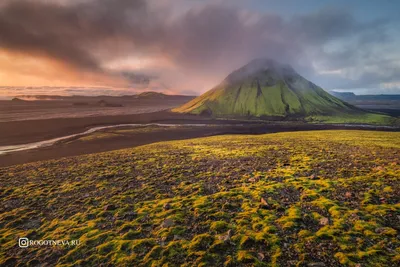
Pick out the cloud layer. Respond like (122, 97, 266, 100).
(0, 0, 399, 94)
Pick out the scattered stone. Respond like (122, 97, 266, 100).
(104, 204, 116, 211)
(307, 262, 326, 267)
(259, 197, 269, 209)
(319, 217, 329, 226)
(257, 252, 265, 261)
(163, 202, 171, 210)
(173, 235, 183, 241)
(160, 236, 167, 246)
(248, 177, 256, 183)
(24, 219, 42, 230)
(161, 218, 174, 228)
(218, 229, 233, 242)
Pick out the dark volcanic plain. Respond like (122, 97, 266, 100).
(1, 114, 399, 167)
(0, 95, 399, 167)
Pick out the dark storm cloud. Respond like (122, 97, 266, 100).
(0, 0, 157, 71)
(0, 0, 397, 92)
(289, 8, 359, 44)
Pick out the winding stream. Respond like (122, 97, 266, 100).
(0, 123, 210, 155)
(0, 123, 397, 156)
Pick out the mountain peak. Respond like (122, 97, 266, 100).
(225, 58, 295, 83)
(172, 58, 361, 119)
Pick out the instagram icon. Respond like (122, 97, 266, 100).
(18, 238, 29, 248)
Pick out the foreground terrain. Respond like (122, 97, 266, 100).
(0, 130, 399, 266)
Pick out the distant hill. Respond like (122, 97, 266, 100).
(330, 91, 400, 102)
(14, 92, 195, 101)
(11, 97, 26, 102)
(135, 92, 168, 99)
(329, 91, 356, 99)
(96, 100, 123, 107)
(134, 92, 194, 100)
(329, 91, 400, 117)
(173, 58, 397, 125)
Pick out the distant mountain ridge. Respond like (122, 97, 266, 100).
(13, 92, 195, 101)
(330, 91, 400, 101)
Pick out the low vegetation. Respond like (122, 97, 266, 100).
(0, 130, 399, 266)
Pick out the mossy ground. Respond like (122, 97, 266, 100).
(0, 130, 399, 266)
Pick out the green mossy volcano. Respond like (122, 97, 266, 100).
(173, 59, 397, 125)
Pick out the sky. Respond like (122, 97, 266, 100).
(0, 0, 399, 98)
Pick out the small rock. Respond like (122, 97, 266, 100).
(218, 229, 233, 242)
(173, 235, 183, 240)
(375, 166, 384, 171)
(257, 252, 265, 261)
(104, 204, 116, 211)
(163, 202, 171, 210)
(259, 197, 269, 209)
(308, 262, 326, 267)
(160, 236, 167, 246)
(260, 197, 268, 205)
(319, 217, 329, 226)
(310, 174, 318, 180)
(161, 218, 174, 228)
(248, 177, 256, 183)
